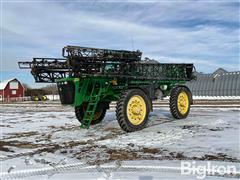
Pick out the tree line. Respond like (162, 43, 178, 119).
(23, 84, 58, 96)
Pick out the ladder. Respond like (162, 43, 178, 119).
(80, 81, 103, 129)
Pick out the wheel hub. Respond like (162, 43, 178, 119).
(131, 105, 141, 115)
(177, 91, 189, 115)
(127, 95, 146, 125)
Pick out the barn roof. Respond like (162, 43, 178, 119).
(212, 68, 228, 76)
(0, 78, 18, 90)
(186, 69, 240, 96)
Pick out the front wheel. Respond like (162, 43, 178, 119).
(170, 86, 191, 119)
(75, 103, 107, 125)
(116, 89, 151, 132)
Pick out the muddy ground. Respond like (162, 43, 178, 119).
(0, 103, 239, 173)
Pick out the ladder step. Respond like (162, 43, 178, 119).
(80, 123, 90, 129)
(88, 102, 97, 105)
(87, 103, 97, 106)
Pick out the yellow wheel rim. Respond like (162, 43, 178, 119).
(177, 91, 189, 115)
(127, 95, 147, 125)
(92, 109, 102, 121)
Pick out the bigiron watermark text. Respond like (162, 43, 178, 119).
(181, 161, 237, 179)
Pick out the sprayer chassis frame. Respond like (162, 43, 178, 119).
(57, 76, 187, 107)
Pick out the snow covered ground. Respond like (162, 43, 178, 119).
(0, 103, 239, 179)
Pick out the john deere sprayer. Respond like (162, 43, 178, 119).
(19, 46, 195, 132)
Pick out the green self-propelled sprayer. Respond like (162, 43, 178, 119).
(19, 46, 195, 132)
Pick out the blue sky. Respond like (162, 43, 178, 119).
(1, 0, 239, 87)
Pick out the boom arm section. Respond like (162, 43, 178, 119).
(18, 58, 69, 83)
(18, 46, 195, 83)
(62, 45, 142, 62)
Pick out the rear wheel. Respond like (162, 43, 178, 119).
(170, 86, 191, 119)
(116, 89, 150, 132)
(75, 103, 107, 125)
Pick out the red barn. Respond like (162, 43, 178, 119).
(0, 78, 25, 101)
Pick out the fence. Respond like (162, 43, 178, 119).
(45, 95, 60, 101)
(0, 96, 31, 102)
(0, 95, 60, 103)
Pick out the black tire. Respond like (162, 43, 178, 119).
(170, 86, 191, 119)
(116, 89, 151, 132)
(75, 103, 107, 125)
